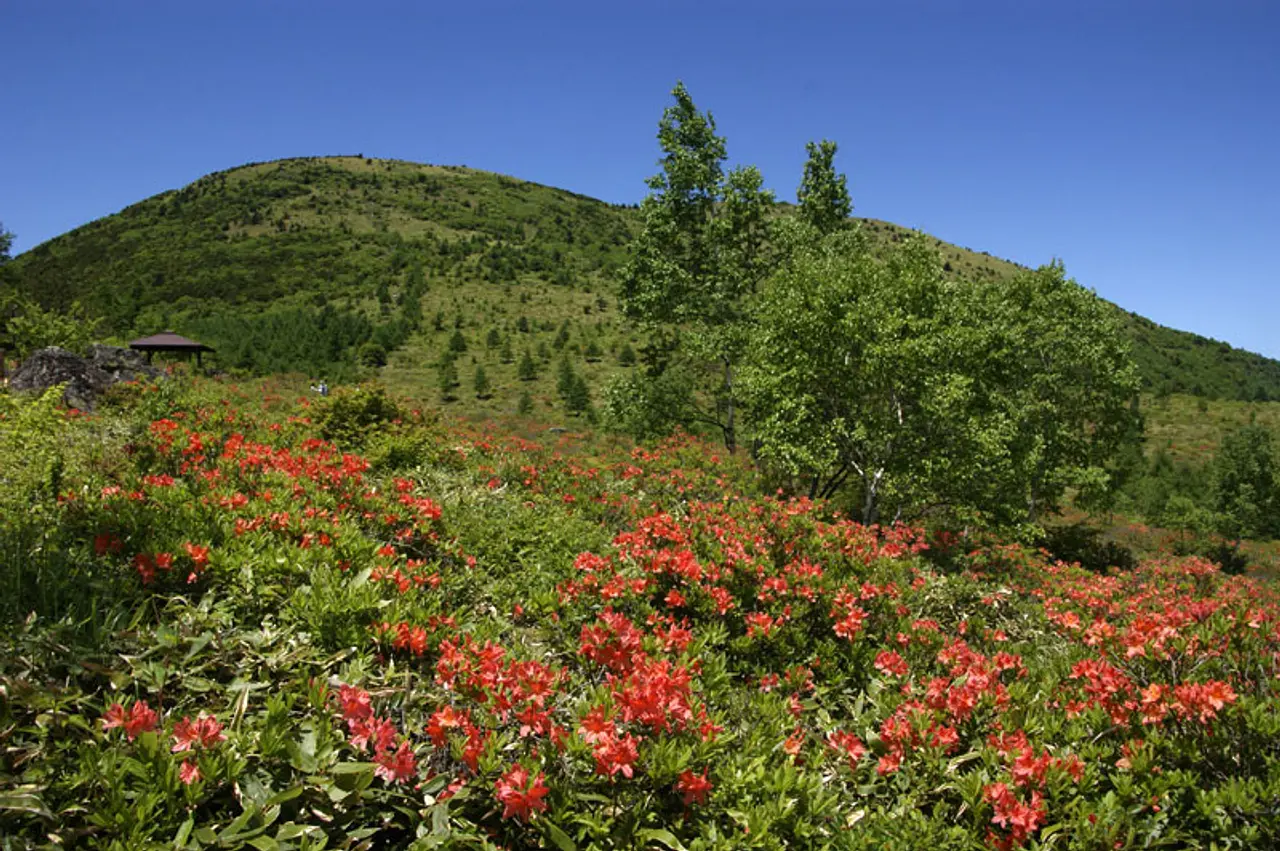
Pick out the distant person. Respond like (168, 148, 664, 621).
(318, 380, 329, 397)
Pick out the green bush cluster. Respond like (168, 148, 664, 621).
(315, 385, 403, 448)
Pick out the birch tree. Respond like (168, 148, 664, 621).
(613, 83, 773, 452)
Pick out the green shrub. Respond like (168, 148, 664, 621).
(316, 385, 402, 447)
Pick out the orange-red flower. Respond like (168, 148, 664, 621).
(102, 700, 158, 741)
(171, 714, 226, 752)
(374, 741, 418, 785)
(494, 764, 549, 822)
(675, 768, 713, 806)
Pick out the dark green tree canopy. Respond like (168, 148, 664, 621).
(1213, 423, 1278, 539)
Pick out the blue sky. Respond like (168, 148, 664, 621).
(3, 1, 1278, 356)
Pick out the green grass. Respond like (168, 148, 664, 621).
(1142, 393, 1280, 464)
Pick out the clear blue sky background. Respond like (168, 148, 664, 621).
(3, 1, 1278, 356)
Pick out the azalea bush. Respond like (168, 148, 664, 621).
(2, 377, 1280, 849)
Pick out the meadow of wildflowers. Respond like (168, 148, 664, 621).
(2, 377, 1279, 849)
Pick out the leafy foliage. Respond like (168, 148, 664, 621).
(2, 377, 1280, 849)
(743, 222, 1139, 525)
(617, 83, 775, 452)
(796, 140, 852, 234)
(315, 384, 403, 448)
(0, 294, 101, 358)
(1212, 423, 1279, 539)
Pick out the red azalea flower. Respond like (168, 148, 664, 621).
(374, 741, 418, 785)
(827, 730, 867, 766)
(676, 769, 713, 806)
(133, 553, 156, 584)
(494, 764, 549, 822)
(102, 700, 159, 741)
(171, 714, 226, 752)
(576, 706, 616, 745)
(183, 542, 210, 568)
(179, 759, 202, 785)
(592, 732, 640, 779)
(426, 706, 472, 747)
(873, 650, 909, 677)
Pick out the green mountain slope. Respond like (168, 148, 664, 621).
(5, 155, 1279, 401)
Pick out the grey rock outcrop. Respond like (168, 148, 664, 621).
(9, 346, 159, 410)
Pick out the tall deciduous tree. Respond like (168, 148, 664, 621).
(742, 223, 1139, 527)
(613, 82, 774, 452)
(968, 262, 1141, 523)
(796, 140, 852, 234)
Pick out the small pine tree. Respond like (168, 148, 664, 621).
(486, 327, 501, 349)
(500, 339, 515, 364)
(618, 343, 636, 366)
(438, 358, 459, 402)
(553, 322, 570, 350)
(517, 391, 533, 416)
(358, 342, 388, 367)
(557, 356, 576, 400)
(536, 341, 551, 361)
(585, 340, 603, 362)
(518, 350, 538, 381)
(566, 374, 591, 416)
(405, 263, 427, 298)
(401, 291, 422, 330)
(474, 364, 491, 399)
(449, 329, 468, 353)
(517, 316, 530, 333)
(433, 311, 445, 331)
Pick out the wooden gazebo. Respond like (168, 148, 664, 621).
(129, 331, 215, 367)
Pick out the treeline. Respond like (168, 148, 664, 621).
(1116, 422, 1280, 541)
(186, 305, 413, 380)
(1127, 313, 1280, 402)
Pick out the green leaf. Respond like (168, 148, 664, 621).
(330, 761, 376, 774)
(173, 816, 194, 847)
(275, 824, 316, 841)
(264, 785, 304, 808)
(0, 792, 53, 819)
(545, 821, 577, 851)
(637, 828, 687, 850)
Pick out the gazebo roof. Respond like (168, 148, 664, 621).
(128, 331, 215, 352)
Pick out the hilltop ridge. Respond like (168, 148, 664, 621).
(5, 155, 1280, 401)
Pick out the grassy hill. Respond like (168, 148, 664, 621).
(6, 155, 1280, 409)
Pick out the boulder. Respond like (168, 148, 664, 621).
(88, 344, 157, 383)
(9, 346, 159, 410)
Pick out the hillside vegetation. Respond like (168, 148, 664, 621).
(3, 375, 1280, 848)
(6, 156, 1280, 403)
